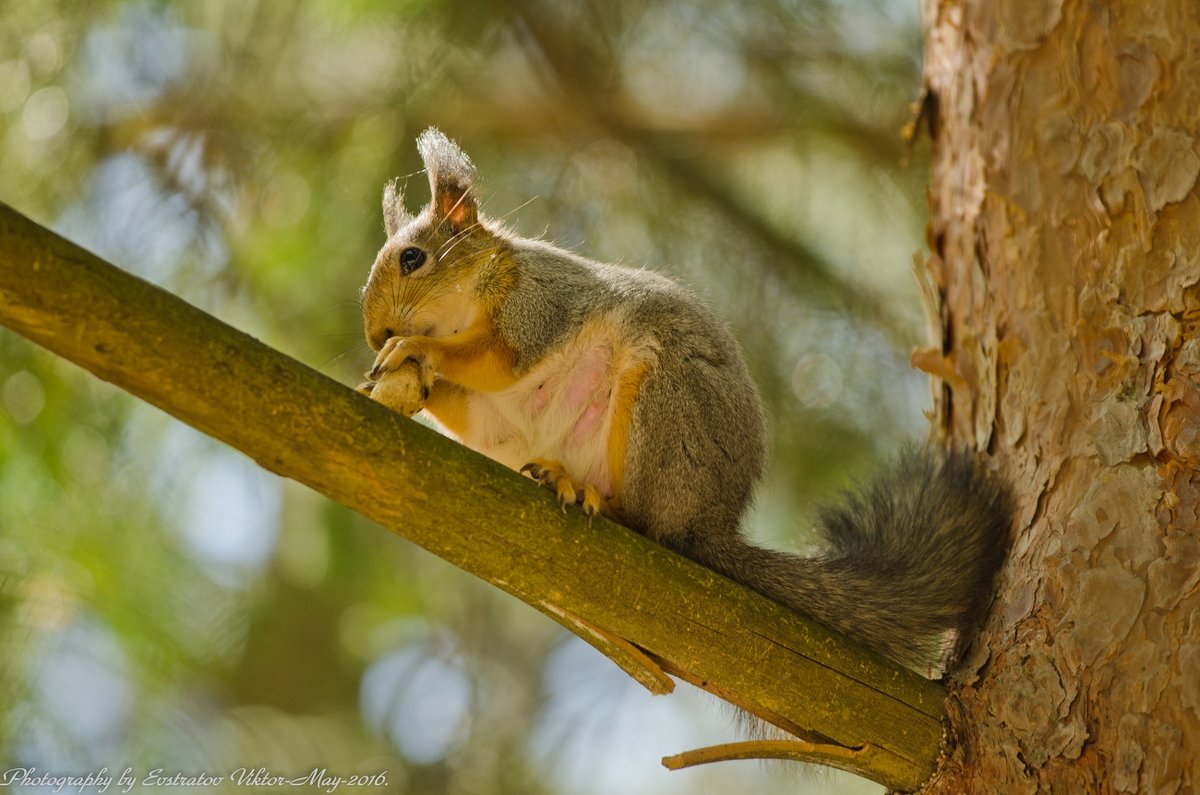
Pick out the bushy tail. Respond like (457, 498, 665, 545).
(680, 448, 1013, 672)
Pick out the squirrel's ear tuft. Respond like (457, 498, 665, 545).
(382, 178, 413, 237)
(417, 127, 478, 232)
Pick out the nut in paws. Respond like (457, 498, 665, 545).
(366, 357, 428, 417)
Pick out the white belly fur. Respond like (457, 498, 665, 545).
(457, 318, 654, 497)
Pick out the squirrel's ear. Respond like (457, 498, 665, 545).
(382, 178, 413, 237)
(416, 127, 478, 232)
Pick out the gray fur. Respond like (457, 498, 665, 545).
(491, 238, 688, 370)
(492, 240, 615, 370)
(620, 290, 766, 544)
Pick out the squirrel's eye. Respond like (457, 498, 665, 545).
(399, 247, 426, 274)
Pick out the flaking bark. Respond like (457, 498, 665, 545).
(921, 0, 1200, 790)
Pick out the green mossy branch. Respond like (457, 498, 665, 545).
(0, 201, 945, 790)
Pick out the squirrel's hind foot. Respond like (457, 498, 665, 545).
(521, 459, 606, 522)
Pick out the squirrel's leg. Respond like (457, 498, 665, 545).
(605, 360, 648, 503)
(521, 356, 647, 522)
(422, 379, 472, 438)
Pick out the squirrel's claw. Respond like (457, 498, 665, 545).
(522, 459, 606, 522)
(521, 459, 575, 511)
(369, 336, 406, 378)
(356, 380, 376, 396)
(580, 484, 604, 526)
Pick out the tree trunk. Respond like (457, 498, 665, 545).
(922, 0, 1200, 791)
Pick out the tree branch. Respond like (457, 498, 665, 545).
(0, 201, 944, 791)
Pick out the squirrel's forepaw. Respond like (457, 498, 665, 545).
(521, 459, 606, 522)
(370, 337, 432, 382)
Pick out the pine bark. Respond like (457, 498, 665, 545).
(922, 0, 1200, 791)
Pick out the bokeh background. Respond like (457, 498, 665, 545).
(0, 1, 932, 793)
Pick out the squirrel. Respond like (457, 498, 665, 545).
(358, 128, 1012, 673)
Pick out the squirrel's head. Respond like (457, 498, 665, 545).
(361, 128, 513, 351)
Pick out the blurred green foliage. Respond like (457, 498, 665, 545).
(0, 1, 928, 793)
